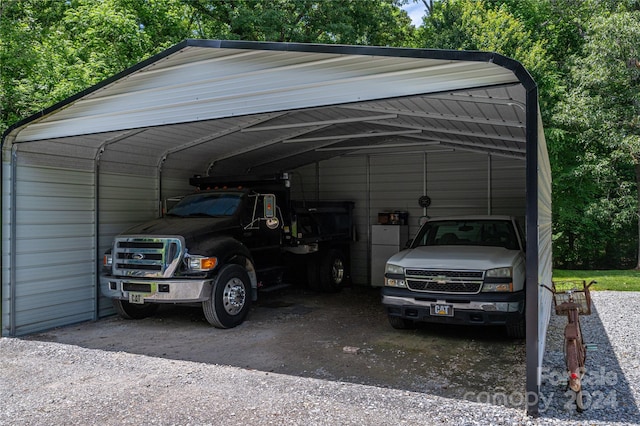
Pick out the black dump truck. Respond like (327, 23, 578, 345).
(100, 174, 354, 328)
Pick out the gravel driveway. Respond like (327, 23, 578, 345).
(1, 290, 638, 425)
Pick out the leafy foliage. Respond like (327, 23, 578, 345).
(552, 10, 640, 268)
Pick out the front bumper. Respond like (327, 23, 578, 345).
(100, 275, 213, 303)
(381, 286, 525, 326)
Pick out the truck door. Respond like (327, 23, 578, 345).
(242, 194, 282, 268)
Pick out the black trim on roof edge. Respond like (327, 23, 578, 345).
(1, 39, 536, 147)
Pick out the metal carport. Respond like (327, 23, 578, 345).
(1, 39, 552, 414)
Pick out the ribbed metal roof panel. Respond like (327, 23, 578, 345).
(12, 44, 519, 143)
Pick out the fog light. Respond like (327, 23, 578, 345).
(495, 303, 509, 312)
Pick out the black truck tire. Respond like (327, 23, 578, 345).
(506, 316, 526, 339)
(203, 264, 252, 328)
(312, 248, 347, 292)
(113, 299, 159, 319)
(387, 315, 415, 330)
(321, 248, 347, 292)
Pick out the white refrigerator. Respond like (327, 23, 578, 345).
(371, 224, 409, 287)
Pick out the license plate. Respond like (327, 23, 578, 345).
(128, 293, 147, 304)
(431, 304, 454, 317)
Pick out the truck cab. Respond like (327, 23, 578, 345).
(381, 216, 526, 338)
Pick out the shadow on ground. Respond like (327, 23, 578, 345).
(26, 285, 526, 407)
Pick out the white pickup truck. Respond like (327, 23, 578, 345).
(381, 216, 526, 338)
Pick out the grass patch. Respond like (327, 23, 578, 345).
(553, 270, 640, 291)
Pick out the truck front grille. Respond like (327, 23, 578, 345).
(405, 269, 484, 294)
(113, 236, 184, 278)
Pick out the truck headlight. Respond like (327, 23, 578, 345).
(486, 267, 512, 278)
(103, 252, 113, 271)
(187, 255, 218, 271)
(385, 263, 404, 275)
(385, 263, 406, 288)
(483, 267, 513, 292)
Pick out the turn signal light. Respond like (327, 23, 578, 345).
(200, 257, 217, 270)
(188, 256, 218, 271)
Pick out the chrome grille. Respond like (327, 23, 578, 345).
(405, 269, 484, 293)
(113, 236, 184, 278)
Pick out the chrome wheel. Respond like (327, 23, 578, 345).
(223, 278, 247, 315)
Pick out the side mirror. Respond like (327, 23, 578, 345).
(263, 194, 276, 218)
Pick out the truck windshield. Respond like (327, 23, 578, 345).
(167, 192, 242, 217)
(413, 219, 519, 250)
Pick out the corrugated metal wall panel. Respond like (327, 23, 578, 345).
(426, 151, 489, 217)
(160, 176, 195, 201)
(10, 164, 95, 336)
(98, 173, 158, 237)
(98, 173, 159, 318)
(98, 158, 158, 177)
(491, 156, 526, 216)
(16, 275, 93, 304)
(10, 152, 95, 171)
(536, 114, 554, 377)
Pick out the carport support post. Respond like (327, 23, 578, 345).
(9, 146, 18, 335)
(525, 87, 540, 416)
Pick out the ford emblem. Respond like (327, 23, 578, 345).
(132, 253, 145, 260)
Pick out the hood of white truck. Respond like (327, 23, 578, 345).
(387, 245, 522, 270)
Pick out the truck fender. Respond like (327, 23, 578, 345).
(198, 236, 258, 301)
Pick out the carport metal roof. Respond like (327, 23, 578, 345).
(2, 39, 549, 415)
(4, 40, 531, 178)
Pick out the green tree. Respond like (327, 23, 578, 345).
(554, 10, 640, 268)
(186, 0, 415, 45)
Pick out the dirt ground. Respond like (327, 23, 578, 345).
(26, 285, 526, 405)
